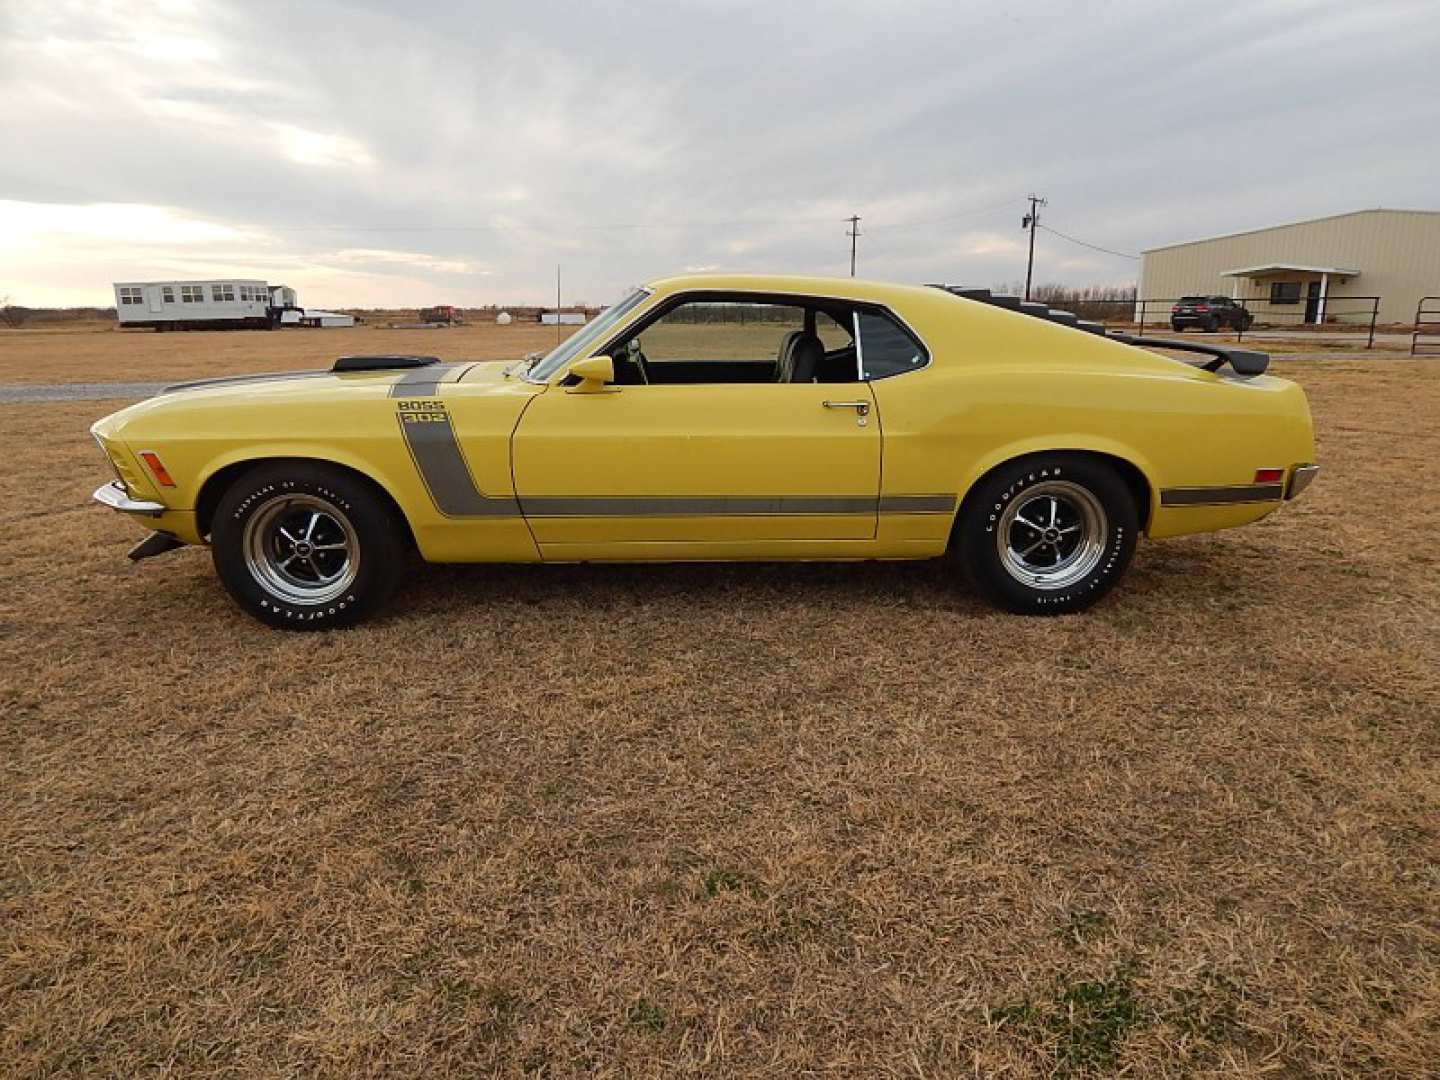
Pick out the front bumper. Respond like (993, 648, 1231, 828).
(93, 481, 165, 516)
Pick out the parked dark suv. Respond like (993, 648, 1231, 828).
(1170, 296, 1253, 333)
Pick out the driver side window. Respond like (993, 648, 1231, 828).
(612, 299, 858, 385)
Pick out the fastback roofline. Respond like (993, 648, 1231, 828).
(927, 284, 1269, 376)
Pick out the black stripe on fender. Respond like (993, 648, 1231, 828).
(397, 414, 520, 517)
(1160, 483, 1284, 506)
(389, 363, 464, 398)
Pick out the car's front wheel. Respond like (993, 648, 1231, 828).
(211, 462, 405, 630)
(955, 455, 1138, 614)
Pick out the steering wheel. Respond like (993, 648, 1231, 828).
(625, 337, 650, 385)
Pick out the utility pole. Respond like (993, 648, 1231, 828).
(1021, 194, 1046, 302)
(555, 264, 561, 345)
(845, 215, 861, 277)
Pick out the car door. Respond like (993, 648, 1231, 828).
(510, 296, 881, 552)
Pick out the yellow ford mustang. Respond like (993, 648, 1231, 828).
(91, 274, 1318, 629)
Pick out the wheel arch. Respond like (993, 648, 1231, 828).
(949, 444, 1156, 548)
(195, 454, 417, 548)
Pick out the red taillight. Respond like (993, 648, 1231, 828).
(1254, 468, 1284, 484)
(1171, 305, 1181, 312)
(139, 451, 176, 487)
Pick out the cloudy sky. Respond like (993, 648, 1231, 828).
(2, 0, 1436, 308)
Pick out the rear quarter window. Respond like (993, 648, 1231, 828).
(856, 310, 928, 380)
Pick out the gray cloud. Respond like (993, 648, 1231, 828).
(2, 0, 1437, 306)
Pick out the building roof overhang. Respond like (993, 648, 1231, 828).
(1220, 263, 1361, 278)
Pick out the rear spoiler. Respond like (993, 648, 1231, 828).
(332, 354, 438, 373)
(1106, 333, 1269, 377)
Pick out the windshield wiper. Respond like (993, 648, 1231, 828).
(505, 351, 545, 378)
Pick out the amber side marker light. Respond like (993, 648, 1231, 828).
(1254, 468, 1285, 484)
(139, 451, 177, 487)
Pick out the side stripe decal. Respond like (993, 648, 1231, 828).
(396, 401, 957, 520)
(1160, 483, 1284, 506)
(519, 494, 954, 518)
(397, 415, 520, 516)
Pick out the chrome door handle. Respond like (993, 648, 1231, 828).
(822, 399, 870, 416)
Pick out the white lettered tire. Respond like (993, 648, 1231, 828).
(957, 455, 1138, 614)
(211, 462, 405, 630)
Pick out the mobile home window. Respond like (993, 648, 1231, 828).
(118, 287, 143, 305)
(1269, 281, 1301, 305)
(162, 286, 175, 303)
(181, 285, 203, 303)
(212, 284, 236, 302)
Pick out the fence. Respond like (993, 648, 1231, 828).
(1072, 296, 1382, 349)
(1412, 297, 1440, 356)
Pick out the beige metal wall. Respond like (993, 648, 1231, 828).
(1139, 210, 1440, 324)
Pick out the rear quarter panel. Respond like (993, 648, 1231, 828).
(875, 297, 1316, 543)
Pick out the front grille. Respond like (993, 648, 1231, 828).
(93, 434, 142, 494)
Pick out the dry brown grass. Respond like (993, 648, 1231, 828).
(0, 323, 573, 385)
(1, 355, 1438, 1076)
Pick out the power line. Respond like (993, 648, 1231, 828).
(1037, 224, 1139, 260)
(247, 198, 1022, 236)
(864, 197, 1017, 232)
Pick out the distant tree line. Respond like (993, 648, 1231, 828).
(994, 282, 1138, 323)
(0, 299, 120, 328)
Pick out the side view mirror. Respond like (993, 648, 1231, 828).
(568, 354, 614, 393)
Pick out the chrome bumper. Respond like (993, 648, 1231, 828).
(93, 481, 165, 516)
(1286, 464, 1320, 500)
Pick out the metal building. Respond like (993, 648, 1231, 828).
(1139, 209, 1440, 325)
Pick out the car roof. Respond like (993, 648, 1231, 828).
(644, 273, 944, 307)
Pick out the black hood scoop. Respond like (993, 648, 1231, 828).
(332, 354, 440, 373)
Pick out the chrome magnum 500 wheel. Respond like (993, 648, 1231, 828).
(956, 455, 1138, 614)
(212, 462, 404, 630)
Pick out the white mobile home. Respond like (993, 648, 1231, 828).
(113, 279, 292, 331)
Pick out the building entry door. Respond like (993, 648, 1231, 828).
(1304, 281, 1322, 324)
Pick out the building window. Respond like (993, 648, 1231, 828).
(211, 284, 236, 302)
(181, 285, 204, 303)
(117, 287, 143, 305)
(162, 286, 175, 303)
(1269, 281, 1301, 305)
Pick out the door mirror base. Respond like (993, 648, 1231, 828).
(567, 355, 615, 393)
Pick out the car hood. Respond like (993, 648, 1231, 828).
(158, 359, 510, 397)
(92, 360, 528, 440)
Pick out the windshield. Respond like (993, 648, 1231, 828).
(526, 287, 651, 381)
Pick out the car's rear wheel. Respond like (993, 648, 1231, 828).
(956, 455, 1138, 614)
(211, 462, 405, 630)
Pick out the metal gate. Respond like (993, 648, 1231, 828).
(1412, 297, 1440, 356)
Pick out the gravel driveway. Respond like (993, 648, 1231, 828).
(0, 382, 167, 404)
